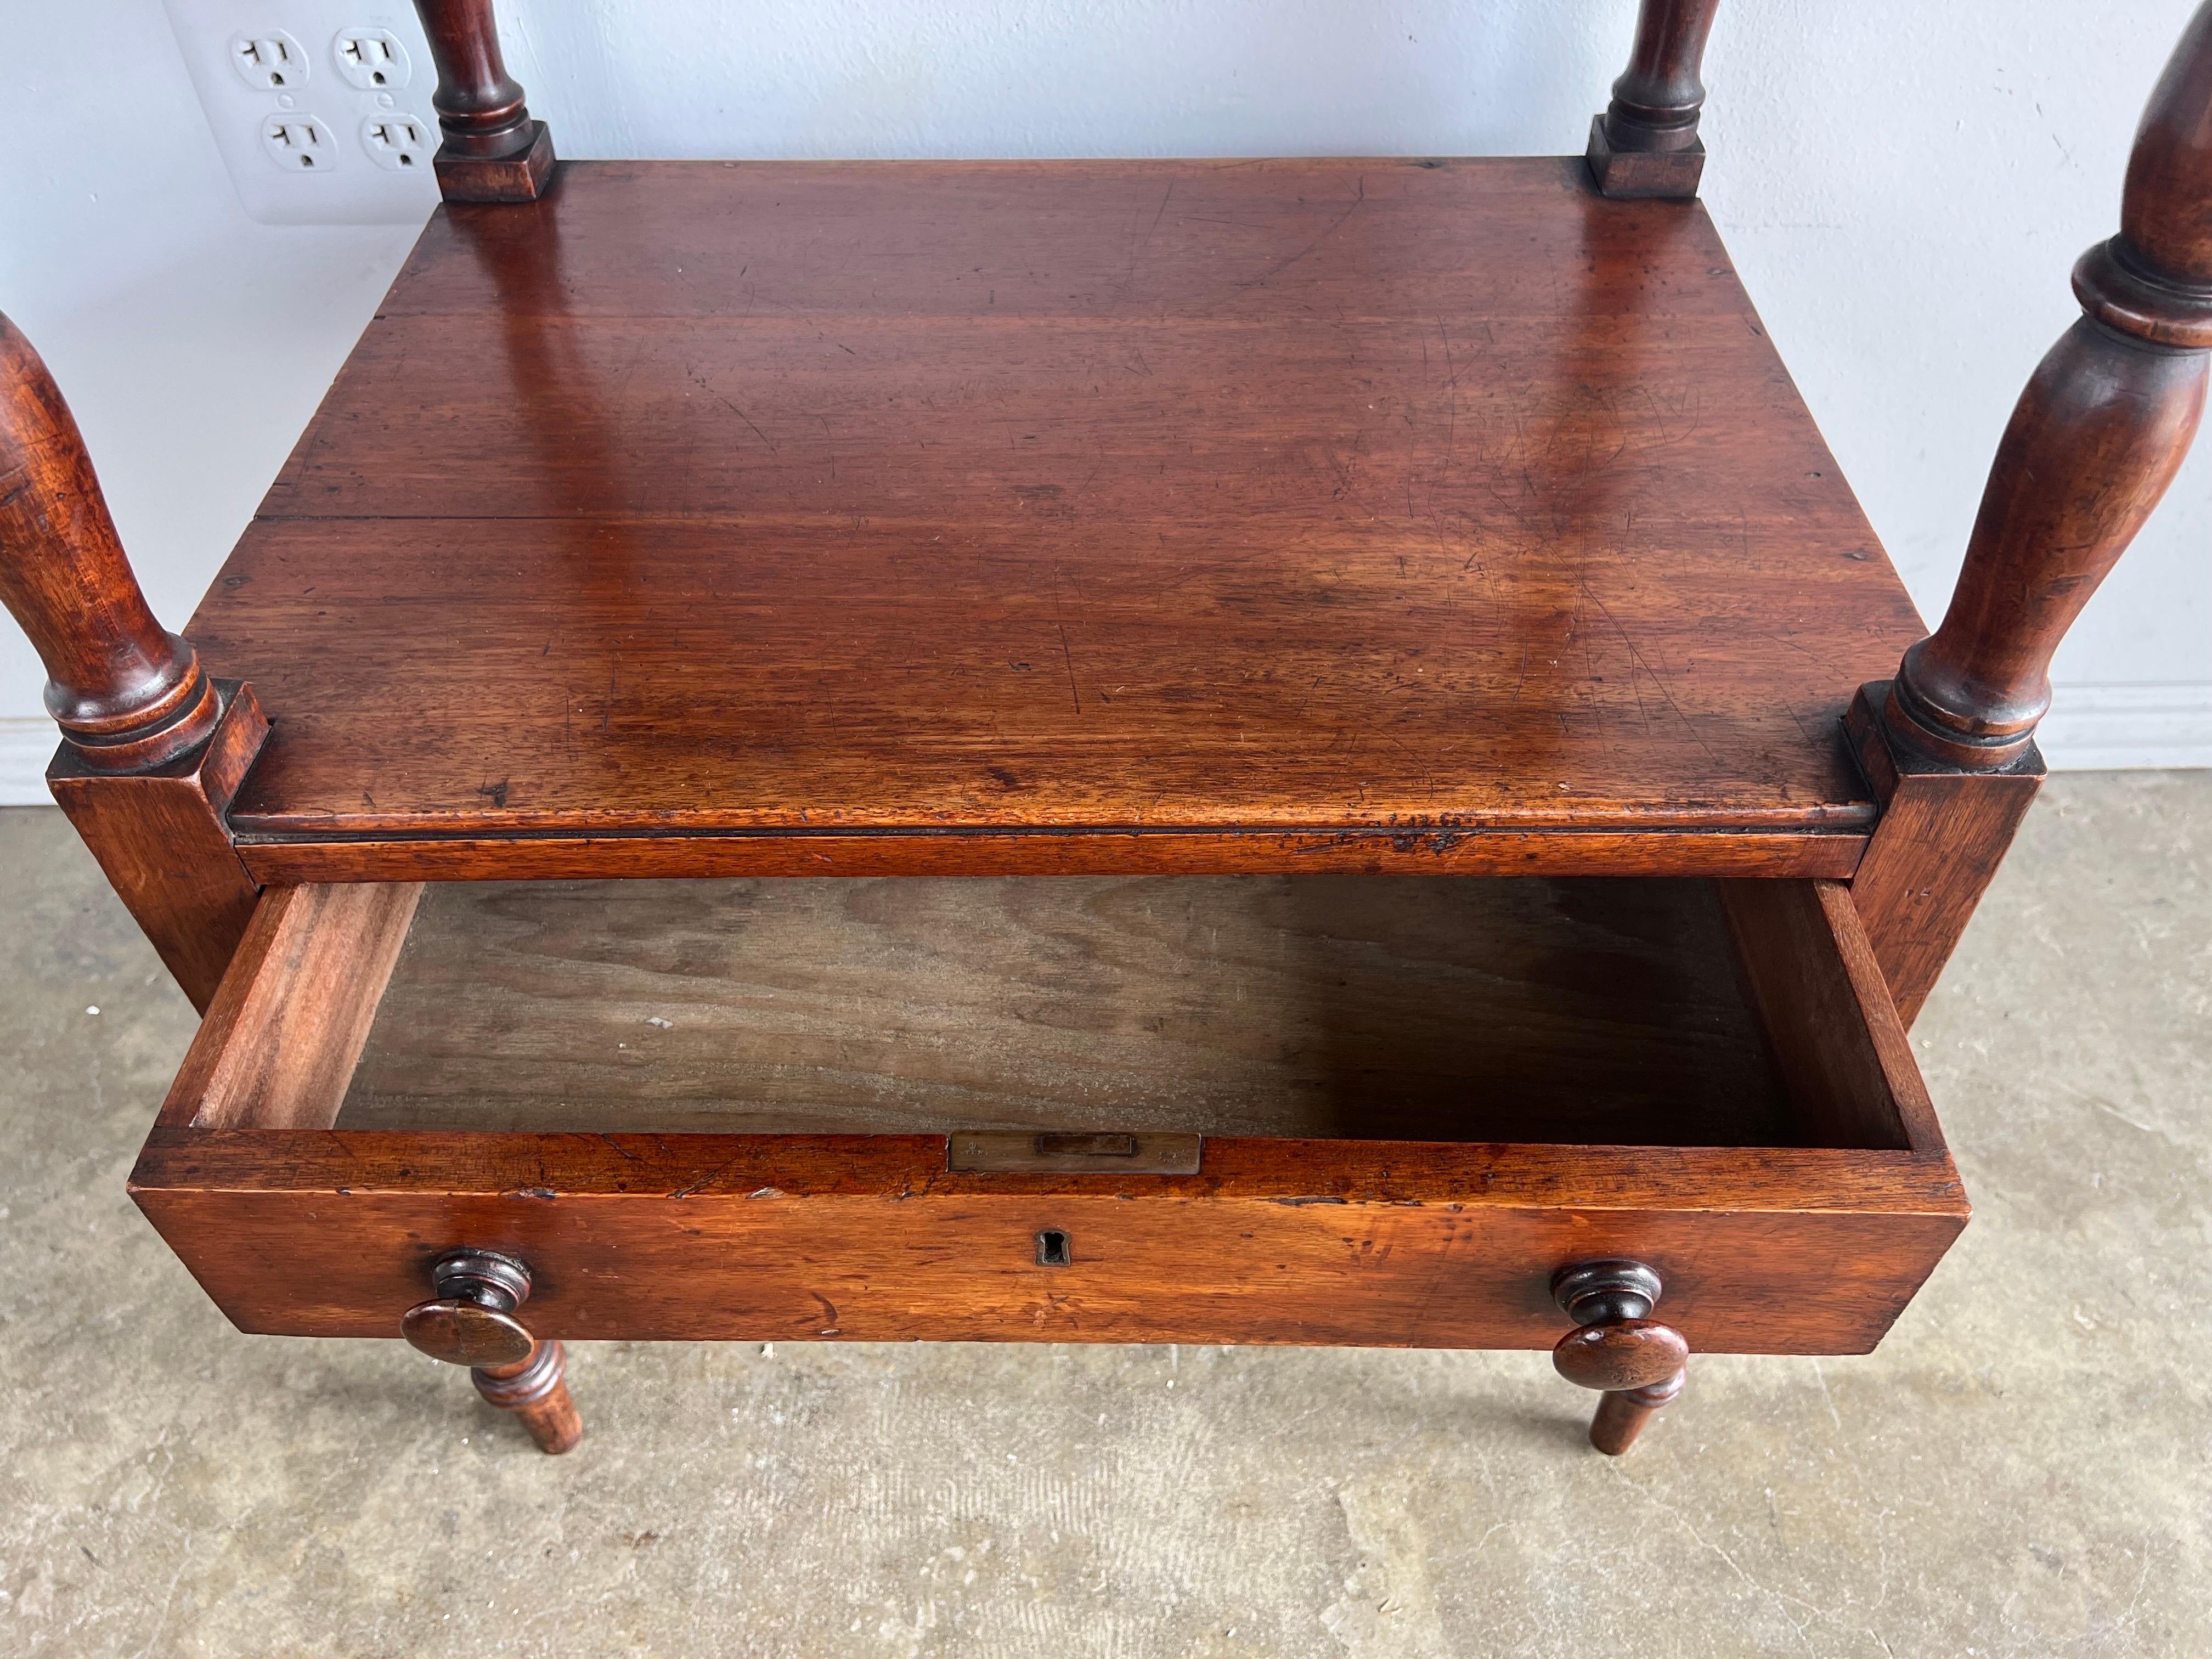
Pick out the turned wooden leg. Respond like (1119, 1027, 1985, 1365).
(1587, 0, 1723, 199)
(1588, 1367, 1688, 1456)
(1550, 1259, 1690, 1455)
(401, 1248, 584, 1454)
(473, 1340, 584, 1455)
(1854, 1, 2212, 1021)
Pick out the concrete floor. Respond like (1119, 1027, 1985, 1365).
(2, 774, 2207, 1657)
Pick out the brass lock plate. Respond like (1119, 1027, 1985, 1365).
(946, 1130, 1203, 1175)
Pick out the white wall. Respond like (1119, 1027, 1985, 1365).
(3, 0, 2205, 800)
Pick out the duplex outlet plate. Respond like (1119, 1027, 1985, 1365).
(165, 1, 441, 224)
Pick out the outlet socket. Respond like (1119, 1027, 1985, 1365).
(333, 27, 409, 89)
(167, 2, 442, 224)
(229, 30, 307, 88)
(361, 111, 433, 171)
(262, 112, 337, 171)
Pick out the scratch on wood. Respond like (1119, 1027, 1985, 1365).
(1058, 623, 1081, 714)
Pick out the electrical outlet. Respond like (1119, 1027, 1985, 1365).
(333, 27, 409, 90)
(261, 112, 336, 171)
(229, 30, 307, 89)
(165, 1, 442, 224)
(360, 111, 433, 171)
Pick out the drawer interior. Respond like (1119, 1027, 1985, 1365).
(171, 874, 1933, 1155)
(137, 872, 1961, 1353)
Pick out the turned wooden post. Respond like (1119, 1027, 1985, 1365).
(403, 1249, 584, 1454)
(1852, 1, 2212, 1022)
(1, 315, 221, 772)
(1587, 0, 1722, 199)
(410, 0, 557, 203)
(0, 313, 265, 1011)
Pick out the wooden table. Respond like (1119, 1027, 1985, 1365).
(5, 0, 2208, 1460)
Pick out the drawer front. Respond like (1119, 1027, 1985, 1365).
(131, 1132, 1965, 1354)
(131, 873, 1967, 1357)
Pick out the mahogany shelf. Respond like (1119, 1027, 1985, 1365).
(187, 157, 1923, 883)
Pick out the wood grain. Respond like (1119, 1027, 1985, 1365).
(232, 828, 1869, 884)
(1846, 681, 2044, 1025)
(0, 310, 221, 769)
(181, 156, 1925, 876)
(337, 874, 1801, 1146)
(161, 881, 422, 1128)
(129, 1130, 1967, 1353)
(47, 684, 269, 1012)
(1716, 878, 1942, 1154)
(1887, 2, 2212, 767)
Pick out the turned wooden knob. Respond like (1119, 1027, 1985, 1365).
(1550, 1259, 1689, 1454)
(400, 1248, 537, 1365)
(1552, 1319, 1691, 1392)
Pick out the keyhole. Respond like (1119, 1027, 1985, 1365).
(1035, 1229, 1071, 1267)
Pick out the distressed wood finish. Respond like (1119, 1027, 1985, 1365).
(410, 0, 554, 201)
(160, 881, 422, 1128)
(188, 157, 1923, 881)
(130, 1130, 1966, 1353)
(233, 828, 1869, 885)
(1716, 877, 1944, 1153)
(336, 875, 1803, 1147)
(131, 871, 1966, 1355)
(1587, 0, 1721, 199)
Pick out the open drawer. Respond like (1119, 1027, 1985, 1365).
(129, 874, 1965, 1355)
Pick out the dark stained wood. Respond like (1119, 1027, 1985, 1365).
(1845, 682, 2043, 1026)
(1587, 1, 1721, 199)
(1550, 1256, 1688, 1453)
(1553, 1319, 1688, 1391)
(1886, 2, 2212, 769)
(233, 828, 1869, 885)
(161, 881, 422, 1128)
(184, 157, 1925, 880)
(400, 1246, 537, 1363)
(1716, 878, 1943, 1154)
(132, 868, 1961, 1353)
(0, 311, 222, 770)
(2, 309, 265, 1009)
(337, 875, 1808, 1147)
(410, 0, 555, 202)
(47, 684, 268, 1013)
(473, 1340, 583, 1455)
(1588, 1369, 1685, 1454)
(128, 1130, 1966, 1352)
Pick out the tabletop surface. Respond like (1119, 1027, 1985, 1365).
(187, 157, 1923, 865)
